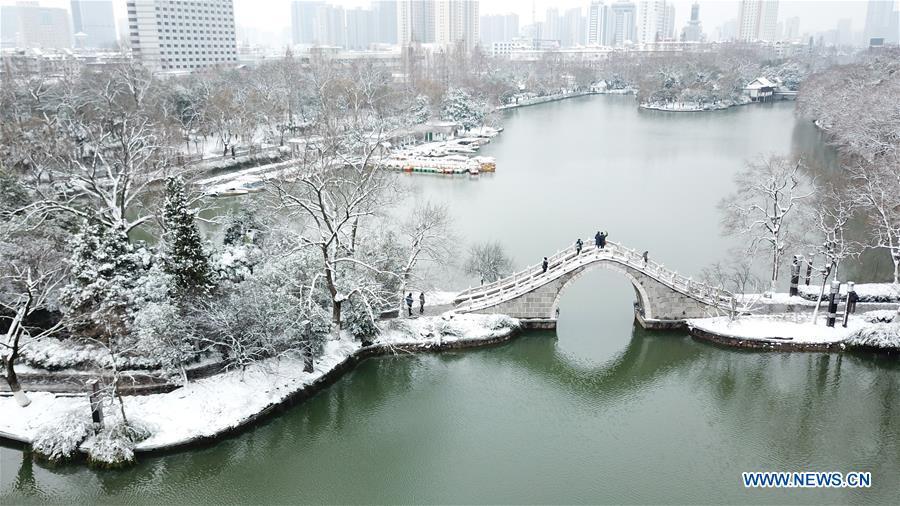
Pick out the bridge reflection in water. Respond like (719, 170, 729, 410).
(2, 322, 898, 503)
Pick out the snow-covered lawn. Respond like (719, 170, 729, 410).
(688, 314, 864, 344)
(0, 313, 518, 452)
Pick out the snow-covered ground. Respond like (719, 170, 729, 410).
(689, 313, 869, 344)
(497, 90, 595, 110)
(195, 156, 296, 195)
(423, 290, 460, 306)
(736, 292, 815, 307)
(0, 313, 518, 452)
(797, 282, 900, 302)
(639, 97, 752, 112)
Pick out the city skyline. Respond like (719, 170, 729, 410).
(0, 0, 892, 48)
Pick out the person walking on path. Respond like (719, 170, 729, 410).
(405, 293, 414, 317)
(642, 250, 649, 266)
(575, 238, 583, 255)
(847, 283, 859, 314)
(594, 231, 602, 248)
(419, 292, 426, 314)
(542, 257, 549, 274)
(231, 145, 236, 158)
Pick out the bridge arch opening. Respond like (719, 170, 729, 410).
(549, 260, 654, 322)
(550, 267, 648, 364)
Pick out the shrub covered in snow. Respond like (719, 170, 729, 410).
(343, 298, 379, 342)
(85, 420, 151, 469)
(847, 323, 900, 350)
(483, 314, 521, 331)
(211, 243, 262, 283)
(863, 310, 897, 324)
(32, 412, 92, 463)
(132, 300, 197, 377)
(20, 337, 165, 371)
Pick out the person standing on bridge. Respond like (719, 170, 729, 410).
(595, 231, 602, 248)
(575, 238, 583, 255)
(405, 293, 414, 317)
(419, 292, 426, 314)
(598, 232, 608, 249)
(542, 257, 549, 274)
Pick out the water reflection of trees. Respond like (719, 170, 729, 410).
(491, 327, 898, 495)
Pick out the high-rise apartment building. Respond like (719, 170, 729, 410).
(0, 3, 72, 49)
(682, 2, 702, 42)
(375, 1, 398, 44)
(783, 16, 799, 40)
(479, 13, 519, 46)
(561, 7, 585, 46)
(663, 3, 675, 40)
(609, 1, 637, 46)
(836, 18, 852, 46)
(71, 0, 117, 49)
(291, 0, 323, 44)
(544, 8, 561, 41)
(311, 4, 345, 46)
(737, 0, 778, 42)
(397, 0, 435, 44)
(127, 0, 237, 71)
(863, 0, 899, 45)
(587, 1, 608, 45)
(346, 7, 373, 49)
(639, 1, 676, 42)
(434, 0, 479, 50)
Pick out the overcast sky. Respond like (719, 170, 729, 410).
(2, 0, 888, 41)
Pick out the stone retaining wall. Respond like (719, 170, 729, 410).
(688, 326, 845, 352)
(0, 329, 522, 455)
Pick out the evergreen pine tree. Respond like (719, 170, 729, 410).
(162, 176, 214, 296)
(61, 216, 143, 341)
(441, 88, 485, 131)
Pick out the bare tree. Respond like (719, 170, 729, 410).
(0, 222, 67, 406)
(397, 200, 454, 308)
(720, 157, 814, 295)
(701, 254, 762, 319)
(804, 184, 863, 322)
(463, 241, 512, 284)
(11, 63, 173, 235)
(848, 161, 900, 284)
(269, 60, 397, 328)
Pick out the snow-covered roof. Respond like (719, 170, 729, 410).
(746, 77, 777, 89)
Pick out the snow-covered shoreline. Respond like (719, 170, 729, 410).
(688, 312, 899, 352)
(496, 88, 633, 111)
(0, 313, 520, 454)
(639, 97, 753, 113)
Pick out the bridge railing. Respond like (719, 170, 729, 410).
(454, 241, 735, 312)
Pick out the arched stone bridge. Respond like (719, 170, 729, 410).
(454, 241, 736, 330)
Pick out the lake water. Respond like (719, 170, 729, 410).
(2, 96, 897, 504)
